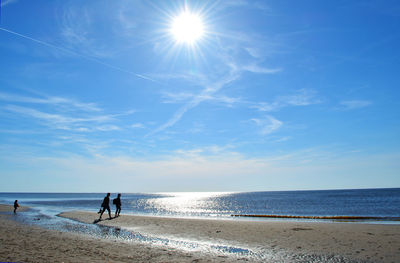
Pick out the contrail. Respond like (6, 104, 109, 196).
(0, 27, 157, 82)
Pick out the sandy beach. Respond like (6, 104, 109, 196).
(0, 204, 227, 263)
(59, 211, 400, 262)
(1, 204, 399, 262)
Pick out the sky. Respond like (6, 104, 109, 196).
(0, 0, 399, 192)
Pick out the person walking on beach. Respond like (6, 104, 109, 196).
(13, 200, 19, 214)
(113, 193, 122, 217)
(99, 193, 112, 220)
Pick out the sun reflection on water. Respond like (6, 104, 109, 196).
(139, 192, 234, 217)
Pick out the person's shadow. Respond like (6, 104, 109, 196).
(93, 217, 114, 224)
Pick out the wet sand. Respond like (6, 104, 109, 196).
(59, 211, 400, 262)
(0, 203, 29, 213)
(1, 204, 399, 262)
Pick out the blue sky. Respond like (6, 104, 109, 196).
(0, 0, 399, 192)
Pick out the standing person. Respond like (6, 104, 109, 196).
(99, 193, 112, 220)
(113, 193, 122, 217)
(13, 200, 19, 214)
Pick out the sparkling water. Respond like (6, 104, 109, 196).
(1, 188, 399, 220)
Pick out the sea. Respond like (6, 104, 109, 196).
(1, 188, 399, 221)
(1, 188, 399, 261)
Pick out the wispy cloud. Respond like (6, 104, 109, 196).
(149, 71, 240, 136)
(60, 5, 112, 58)
(250, 115, 283, 135)
(3, 105, 115, 131)
(162, 91, 242, 107)
(0, 26, 155, 82)
(0, 90, 136, 134)
(339, 100, 372, 110)
(161, 92, 195, 104)
(131, 123, 145, 129)
(174, 145, 236, 158)
(151, 57, 281, 135)
(241, 64, 282, 74)
(0, 92, 101, 112)
(96, 125, 120, 132)
(252, 89, 321, 112)
(273, 136, 292, 143)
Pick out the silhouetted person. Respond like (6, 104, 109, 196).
(99, 193, 112, 219)
(113, 193, 121, 217)
(14, 200, 19, 214)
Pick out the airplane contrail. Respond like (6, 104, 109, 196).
(0, 27, 157, 82)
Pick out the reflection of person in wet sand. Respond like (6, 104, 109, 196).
(99, 193, 112, 220)
(113, 193, 121, 217)
(14, 200, 19, 214)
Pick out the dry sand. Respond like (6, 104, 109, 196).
(1, 204, 399, 262)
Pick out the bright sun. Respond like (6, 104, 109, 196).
(170, 11, 204, 44)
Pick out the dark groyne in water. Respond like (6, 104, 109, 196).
(231, 214, 400, 221)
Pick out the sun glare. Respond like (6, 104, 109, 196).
(170, 11, 204, 44)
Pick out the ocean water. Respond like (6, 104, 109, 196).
(1, 188, 399, 220)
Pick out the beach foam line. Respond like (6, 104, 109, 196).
(231, 214, 400, 221)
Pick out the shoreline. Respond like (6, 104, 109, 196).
(1, 204, 400, 262)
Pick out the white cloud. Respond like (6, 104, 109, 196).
(151, 52, 281, 135)
(0, 91, 136, 135)
(242, 64, 282, 74)
(150, 71, 240, 135)
(3, 104, 119, 133)
(131, 123, 145, 129)
(252, 102, 280, 112)
(5, 105, 76, 124)
(244, 47, 262, 58)
(162, 92, 242, 107)
(96, 125, 120, 131)
(162, 92, 195, 104)
(339, 100, 372, 110)
(252, 89, 320, 112)
(283, 90, 320, 106)
(0, 92, 101, 112)
(251, 115, 283, 135)
(273, 136, 292, 143)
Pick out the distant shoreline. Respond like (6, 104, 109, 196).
(0, 187, 399, 194)
(232, 214, 400, 221)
